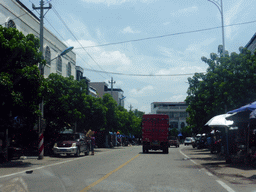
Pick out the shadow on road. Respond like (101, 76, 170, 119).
(0, 160, 32, 168)
(183, 147, 256, 172)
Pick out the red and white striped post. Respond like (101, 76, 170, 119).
(38, 132, 44, 159)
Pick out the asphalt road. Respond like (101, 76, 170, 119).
(0, 146, 254, 192)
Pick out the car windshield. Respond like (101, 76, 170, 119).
(57, 134, 79, 141)
(169, 136, 176, 140)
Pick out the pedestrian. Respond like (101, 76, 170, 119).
(86, 129, 95, 155)
(90, 133, 95, 155)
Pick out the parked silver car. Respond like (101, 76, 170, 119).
(53, 133, 90, 157)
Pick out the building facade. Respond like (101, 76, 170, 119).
(245, 33, 256, 53)
(151, 102, 188, 131)
(0, 0, 76, 78)
(89, 82, 124, 107)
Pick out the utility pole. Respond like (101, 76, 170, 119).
(108, 77, 116, 97)
(33, 0, 52, 160)
(129, 104, 133, 111)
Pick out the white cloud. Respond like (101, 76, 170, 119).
(65, 39, 131, 67)
(98, 51, 131, 66)
(122, 26, 141, 34)
(224, 0, 245, 40)
(130, 85, 154, 96)
(166, 95, 187, 102)
(171, 6, 198, 17)
(80, 0, 153, 6)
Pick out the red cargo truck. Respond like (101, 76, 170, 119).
(142, 114, 169, 154)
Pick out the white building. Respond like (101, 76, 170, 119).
(0, 0, 76, 78)
(151, 102, 189, 131)
(89, 82, 125, 107)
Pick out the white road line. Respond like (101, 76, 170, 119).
(201, 168, 213, 176)
(0, 158, 79, 179)
(216, 180, 236, 192)
(0, 149, 119, 179)
(179, 150, 198, 165)
(179, 148, 236, 192)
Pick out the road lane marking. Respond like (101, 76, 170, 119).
(0, 149, 117, 179)
(0, 157, 83, 179)
(179, 150, 198, 165)
(216, 180, 236, 192)
(80, 154, 140, 192)
(201, 168, 213, 176)
(179, 148, 236, 192)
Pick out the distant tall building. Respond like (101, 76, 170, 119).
(151, 102, 188, 131)
(89, 82, 125, 107)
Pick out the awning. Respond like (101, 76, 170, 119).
(205, 114, 234, 127)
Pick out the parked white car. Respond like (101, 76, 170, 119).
(184, 137, 195, 146)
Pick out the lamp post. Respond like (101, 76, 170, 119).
(208, 0, 227, 113)
(38, 46, 74, 160)
(208, 0, 225, 57)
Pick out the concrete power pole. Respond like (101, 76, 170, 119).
(33, 0, 51, 160)
(109, 77, 116, 97)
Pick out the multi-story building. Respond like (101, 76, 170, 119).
(245, 33, 256, 53)
(89, 82, 124, 107)
(0, 0, 76, 78)
(151, 102, 188, 131)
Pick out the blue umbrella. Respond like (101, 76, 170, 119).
(178, 133, 182, 137)
(227, 101, 256, 114)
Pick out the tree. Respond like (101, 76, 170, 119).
(186, 46, 256, 133)
(78, 95, 106, 132)
(103, 94, 118, 132)
(0, 26, 46, 133)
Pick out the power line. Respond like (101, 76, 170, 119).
(0, 13, 28, 26)
(74, 20, 256, 49)
(51, 6, 109, 79)
(28, 3, 107, 80)
(84, 68, 206, 77)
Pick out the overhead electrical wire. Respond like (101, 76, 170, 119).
(28, 3, 107, 79)
(75, 19, 256, 49)
(83, 68, 206, 77)
(2, 5, 256, 77)
(51, 6, 109, 79)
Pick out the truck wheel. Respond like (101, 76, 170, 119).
(226, 157, 232, 164)
(163, 147, 168, 154)
(143, 146, 147, 153)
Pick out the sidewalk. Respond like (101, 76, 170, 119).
(0, 147, 126, 178)
(181, 145, 256, 185)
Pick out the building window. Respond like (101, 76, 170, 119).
(57, 56, 62, 72)
(181, 122, 185, 128)
(180, 112, 187, 117)
(45, 46, 51, 65)
(7, 20, 16, 29)
(67, 62, 71, 77)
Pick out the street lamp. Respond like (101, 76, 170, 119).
(208, 0, 225, 57)
(208, 0, 227, 113)
(51, 46, 74, 61)
(38, 46, 74, 160)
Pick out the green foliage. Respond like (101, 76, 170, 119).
(186, 46, 256, 133)
(44, 73, 89, 132)
(0, 26, 46, 130)
(44, 75, 144, 138)
(169, 128, 178, 137)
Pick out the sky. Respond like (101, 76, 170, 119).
(21, 0, 256, 113)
